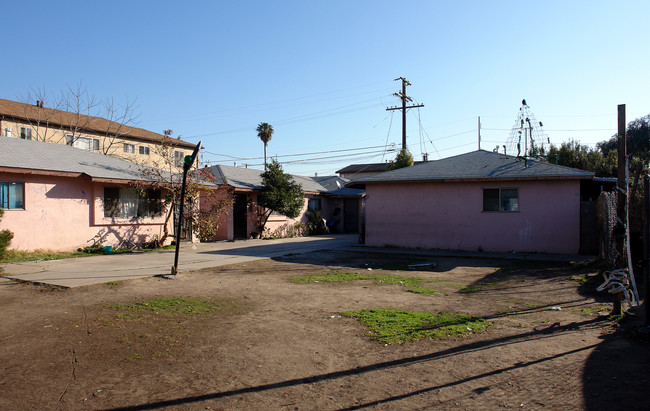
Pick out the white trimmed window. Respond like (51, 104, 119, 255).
(20, 127, 32, 140)
(174, 151, 185, 167)
(66, 135, 100, 151)
(139, 146, 150, 155)
(123, 143, 135, 153)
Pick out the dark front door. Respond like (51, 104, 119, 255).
(343, 198, 359, 233)
(233, 194, 248, 239)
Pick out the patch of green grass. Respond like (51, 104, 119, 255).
(581, 306, 608, 318)
(1, 244, 176, 264)
(142, 245, 175, 252)
(569, 275, 589, 284)
(1, 249, 89, 263)
(406, 286, 441, 295)
(111, 297, 228, 317)
(291, 270, 447, 292)
(341, 308, 487, 344)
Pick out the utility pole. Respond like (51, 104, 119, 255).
(386, 77, 424, 151)
(613, 104, 627, 315)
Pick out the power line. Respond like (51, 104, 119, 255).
(209, 150, 393, 169)
(146, 81, 396, 125)
(183, 100, 388, 140)
(204, 144, 396, 162)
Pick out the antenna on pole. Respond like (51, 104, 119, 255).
(504, 99, 548, 160)
(386, 77, 424, 151)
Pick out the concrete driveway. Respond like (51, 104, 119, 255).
(1, 234, 359, 288)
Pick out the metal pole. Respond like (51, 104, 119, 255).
(170, 141, 202, 277)
(171, 165, 189, 276)
(613, 104, 627, 315)
(643, 174, 650, 327)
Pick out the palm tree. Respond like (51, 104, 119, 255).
(256, 122, 274, 169)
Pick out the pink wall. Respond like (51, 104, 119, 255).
(199, 187, 231, 241)
(0, 173, 170, 251)
(365, 180, 581, 254)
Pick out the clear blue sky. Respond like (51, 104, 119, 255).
(2, 1, 649, 176)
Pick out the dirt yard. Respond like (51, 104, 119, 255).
(1, 250, 648, 410)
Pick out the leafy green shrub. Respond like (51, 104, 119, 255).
(269, 222, 307, 238)
(306, 209, 328, 235)
(78, 244, 106, 254)
(0, 209, 14, 260)
(143, 236, 162, 249)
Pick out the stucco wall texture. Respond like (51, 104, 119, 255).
(365, 180, 581, 254)
(0, 175, 169, 251)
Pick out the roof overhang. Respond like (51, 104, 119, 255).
(347, 174, 594, 188)
(0, 166, 83, 179)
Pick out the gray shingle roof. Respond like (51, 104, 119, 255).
(204, 164, 364, 196)
(336, 161, 425, 175)
(349, 150, 594, 185)
(336, 163, 391, 174)
(0, 136, 165, 182)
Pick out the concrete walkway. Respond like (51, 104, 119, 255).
(1, 235, 359, 288)
(1, 234, 594, 288)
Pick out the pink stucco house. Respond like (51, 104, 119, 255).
(0, 136, 177, 251)
(348, 150, 594, 254)
(202, 165, 365, 240)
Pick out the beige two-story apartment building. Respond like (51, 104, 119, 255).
(0, 98, 196, 170)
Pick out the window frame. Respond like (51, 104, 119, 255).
(66, 134, 100, 151)
(123, 143, 135, 154)
(139, 145, 150, 155)
(308, 198, 322, 212)
(20, 127, 32, 140)
(482, 187, 519, 212)
(174, 151, 185, 167)
(103, 187, 163, 219)
(0, 181, 25, 210)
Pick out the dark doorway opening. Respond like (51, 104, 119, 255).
(343, 198, 359, 233)
(233, 194, 248, 239)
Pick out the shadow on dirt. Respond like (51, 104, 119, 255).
(274, 249, 509, 272)
(103, 318, 610, 411)
(582, 321, 650, 410)
(275, 250, 608, 300)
